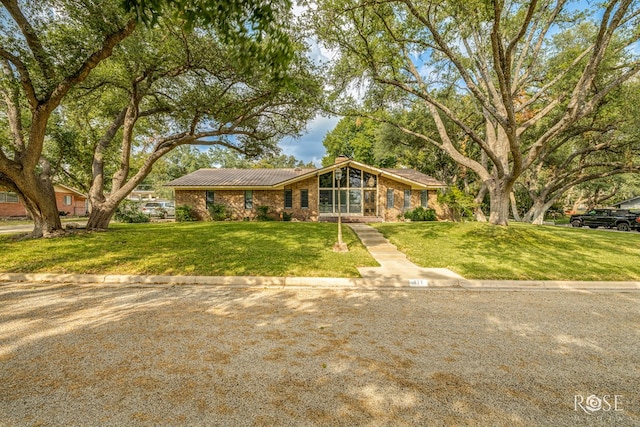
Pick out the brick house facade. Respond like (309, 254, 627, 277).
(168, 159, 446, 222)
(0, 184, 87, 218)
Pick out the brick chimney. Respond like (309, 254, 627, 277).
(334, 155, 350, 164)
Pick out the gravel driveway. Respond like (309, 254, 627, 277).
(1, 283, 638, 426)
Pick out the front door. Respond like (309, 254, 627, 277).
(363, 190, 376, 216)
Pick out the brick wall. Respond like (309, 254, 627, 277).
(283, 177, 318, 221)
(175, 190, 208, 220)
(378, 177, 444, 221)
(378, 177, 411, 221)
(410, 188, 446, 219)
(55, 192, 87, 216)
(175, 177, 320, 222)
(175, 177, 444, 223)
(0, 201, 27, 217)
(0, 186, 26, 217)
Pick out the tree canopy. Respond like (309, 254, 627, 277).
(0, 0, 313, 236)
(311, 0, 640, 224)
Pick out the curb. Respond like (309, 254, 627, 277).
(1, 273, 640, 291)
(0, 273, 442, 289)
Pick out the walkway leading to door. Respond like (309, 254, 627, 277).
(347, 223, 465, 284)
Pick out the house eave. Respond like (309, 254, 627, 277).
(169, 185, 276, 191)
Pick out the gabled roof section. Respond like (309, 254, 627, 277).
(165, 168, 315, 188)
(613, 195, 640, 206)
(380, 168, 446, 188)
(53, 184, 87, 198)
(276, 160, 446, 189)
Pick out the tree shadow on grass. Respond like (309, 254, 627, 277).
(375, 222, 640, 281)
(0, 222, 378, 277)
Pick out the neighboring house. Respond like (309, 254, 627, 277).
(166, 157, 447, 222)
(613, 196, 640, 210)
(0, 184, 88, 218)
(127, 184, 156, 202)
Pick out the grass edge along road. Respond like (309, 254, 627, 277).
(372, 221, 640, 281)
(1, 221, 639, 281)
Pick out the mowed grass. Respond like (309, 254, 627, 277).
(372, 221, 640, 281)
(0, 222, 378, 277)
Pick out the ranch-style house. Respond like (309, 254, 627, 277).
(166, 157, 447, 222)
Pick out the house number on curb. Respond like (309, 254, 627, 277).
(409, 279, 429, 287)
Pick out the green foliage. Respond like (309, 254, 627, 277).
(256, 205, 274, 221)
(122, 0, 295, 82)
(176, 205, 198, 222)
(403, 207, 437, 222)
(115, 200, 150, 223)
(437, 188, 477, 222)
(311, 0, 640, 225)
(207, 204, 230, 221)
(322, 117, 396, 167)
(281, 211, 293, 222)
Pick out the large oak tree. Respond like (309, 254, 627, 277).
(54, 22, 320, 230)
(311, 0, 640, 225)
(0, 0, 296, 237)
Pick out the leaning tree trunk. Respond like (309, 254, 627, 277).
(509, 191, 521, 221)
(86, 200, 120, 230)
(12, 174, 62, 237)
(474, 184, 488, 222)
(528, 198, 557, 225)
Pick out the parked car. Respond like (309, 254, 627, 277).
(569, 209, 640, 232)
(141, 201, 175, 218)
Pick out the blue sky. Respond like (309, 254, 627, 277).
(278, 114, 339, 166)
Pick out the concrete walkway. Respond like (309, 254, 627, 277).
(347, 223, 464, 284)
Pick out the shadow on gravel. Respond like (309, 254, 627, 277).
(0, 285, 638, 426)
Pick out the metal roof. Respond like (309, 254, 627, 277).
(380, 168, 446, 188)
(165, 162, 446, 190)
(166, 168, 315, 188)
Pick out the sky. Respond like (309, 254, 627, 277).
(277, 114, 339, 166)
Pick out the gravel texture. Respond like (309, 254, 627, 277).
(1, 283, 639, 426)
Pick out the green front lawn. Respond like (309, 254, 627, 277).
(372, 222, 640, 281)
(0, 222, 378, 277)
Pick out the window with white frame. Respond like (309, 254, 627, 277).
(421, 190, 428, 208)
(63, 195, 72, 205)
(0, 191, 19, 203)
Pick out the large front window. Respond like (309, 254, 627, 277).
(319, 167, 376, 214)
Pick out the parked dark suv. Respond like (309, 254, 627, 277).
(570, 209, 640, 232)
